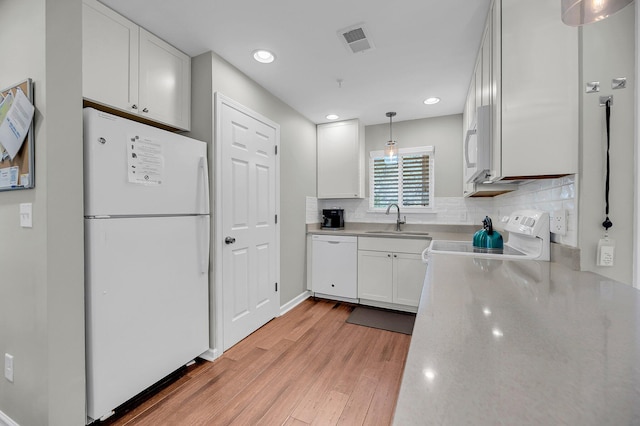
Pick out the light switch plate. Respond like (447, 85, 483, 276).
(19, 203, 32, 228)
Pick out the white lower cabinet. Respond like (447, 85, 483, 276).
(357, 251, 393, 302)
(307, 234, 429, 310)
(393, 253, 426, 306)
(358, 237, 429, 312)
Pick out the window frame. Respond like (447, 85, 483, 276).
(369, 146, 435, 212)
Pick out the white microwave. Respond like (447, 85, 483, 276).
(464, 105, 492, 184)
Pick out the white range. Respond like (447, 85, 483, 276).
(425, 210, 551, 261)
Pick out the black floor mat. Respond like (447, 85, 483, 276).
(346, 306, 416, 335)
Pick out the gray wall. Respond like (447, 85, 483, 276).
(364, 114, 463, 198)
(189, 52, 317, 346)
(0, 0, 85, 425)
(579, 6, 635, 284)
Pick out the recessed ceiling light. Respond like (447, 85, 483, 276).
(326, 114, 340, 120)
(424, 97, 441, 105)
(253, 49, 275, 64)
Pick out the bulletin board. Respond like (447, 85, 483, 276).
(0, 79, 35, 191)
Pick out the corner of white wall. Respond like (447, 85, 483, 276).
(0, 410, 20, 426)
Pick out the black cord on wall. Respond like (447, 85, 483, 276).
(602, 99, 613, 232)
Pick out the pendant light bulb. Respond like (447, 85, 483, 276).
(561, 0, 633, 26)
(384, 112, 397, 164)
(384, 142, 397, 164)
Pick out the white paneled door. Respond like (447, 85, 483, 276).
(217, 95, 280, 351)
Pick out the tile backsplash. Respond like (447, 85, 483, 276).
(313, 197, 493, 226)
(493, 176, 577, 246)
(309, 175, 578, 247)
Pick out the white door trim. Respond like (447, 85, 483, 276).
(634, 1, 639, 289)
(213, 92, 281, 354)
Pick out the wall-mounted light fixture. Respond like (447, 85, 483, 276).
(561, 0, 633, 26)
(384, 112, 397, 164)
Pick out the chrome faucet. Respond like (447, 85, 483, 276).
(386, 203, 406, 231)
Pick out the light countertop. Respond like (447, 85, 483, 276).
(394, 254, 640, 425)
(307, 222, 477, 241)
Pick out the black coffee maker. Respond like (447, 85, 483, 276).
(321, 209, 345, 229)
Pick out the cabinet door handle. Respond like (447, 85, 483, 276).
(387, 254, 391, 257)
(131, 104, 138, 109)
(394, 254, 397, 258)
(464, 128, 477, 168)
(142, 108, 149, 113)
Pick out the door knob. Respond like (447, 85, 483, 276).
(225, 237, 236, 244)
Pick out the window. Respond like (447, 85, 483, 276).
(369, 146, 434, 211)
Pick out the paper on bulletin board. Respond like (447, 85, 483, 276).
(0, 166, 19, 188)
(0, 91, 12, 123)
(127, 136, 164, 185)
(0, 92, 12, 161)
(0, 88, 35, 160)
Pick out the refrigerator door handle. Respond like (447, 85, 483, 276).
(199, 156, 210, 215)
(198, 215, 210, 274)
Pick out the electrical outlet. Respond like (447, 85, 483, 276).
(5, 353, 14, 383)
(550, 209, 567, 235)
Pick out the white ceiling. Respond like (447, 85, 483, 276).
(100, 0, 492, 126)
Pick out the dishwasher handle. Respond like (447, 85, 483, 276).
(312, 235, 357, 244)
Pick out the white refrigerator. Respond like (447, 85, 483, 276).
(83, 108, 210, 422)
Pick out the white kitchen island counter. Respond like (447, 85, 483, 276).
(394, 253, 640, 425)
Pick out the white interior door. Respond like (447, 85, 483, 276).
(216, 94, 280, 351)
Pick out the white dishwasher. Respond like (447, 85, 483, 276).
(311, 234, 358, 301)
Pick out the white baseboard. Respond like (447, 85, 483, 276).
(279, 290, 311, 316)
(0, 410, 19, 426)
(359, 298, 418, 313)
(312, 293, 359, 304)
(198, 348, 219, 362)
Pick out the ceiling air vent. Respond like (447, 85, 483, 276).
(338, 23, 375, 54)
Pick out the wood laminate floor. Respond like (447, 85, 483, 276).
(102, 298, 411, 426)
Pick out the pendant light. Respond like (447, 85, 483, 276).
(561, 0, 633, 26)
(384, 112, 397, 164)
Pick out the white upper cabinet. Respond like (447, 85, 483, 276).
(82, 0, 139, 112)
(82, 0, 191, 130)
(499, 0, 578, 179)
(317, 119, 365, 199)
(138, 29, 191, 130)
(463, 0, 578, 196)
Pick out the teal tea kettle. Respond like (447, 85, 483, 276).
(472, 216, 504, 250)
